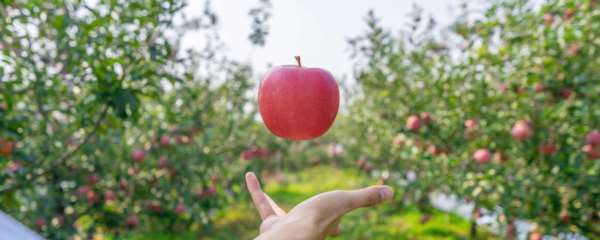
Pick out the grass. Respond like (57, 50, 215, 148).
(118, 166, 498, 239)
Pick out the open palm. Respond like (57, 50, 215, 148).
(245, 172, 393, 240)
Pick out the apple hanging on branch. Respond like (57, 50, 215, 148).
(258, 56, 340, 140)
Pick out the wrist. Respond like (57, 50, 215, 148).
(256, 218, 321, 240)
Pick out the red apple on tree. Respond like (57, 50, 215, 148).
(464, 119, 478, 129)
(158, 155, 168, 169)
(0, 138, 15, 157)
(582, 144, 600, 160)
(126, 215, 139, 228)
(585, 130, 600, 145)
(131, 149, 145, 163)
(406, 115, 421, 131)
(174, 203, 187, 215)
(539, 141, 557, 155)
(35, 217, 47, 229)
(419, 112, 432, 125)
(559, 88, 573, 99)
(511, 120, 533, 141)
(105, 190, 117, 202)
(533, 83, 544, 93)
(88, 174, 100, 185)
(86, 190, 99, 204)
(258, 56, 339, 140)
(560, 210, 569, 223)
(160, 135, 170, 147)
(473, 149, 491, 164)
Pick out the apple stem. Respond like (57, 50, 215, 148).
(295, 56, 302, 67)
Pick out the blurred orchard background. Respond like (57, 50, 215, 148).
(0, 0, 599, 239)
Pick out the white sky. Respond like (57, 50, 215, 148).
(182, 0, 473, 80)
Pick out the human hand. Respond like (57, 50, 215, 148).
(245, 172, 394, 240)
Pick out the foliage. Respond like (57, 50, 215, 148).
(341, 0, 599, 238)
(0, 0, 267, 238)
(120, 166, 498, 239)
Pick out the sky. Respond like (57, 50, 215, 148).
(181, 0, 475, 80)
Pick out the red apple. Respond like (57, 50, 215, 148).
(464, 119, 478, 129)
(539, 141, 557, 155)
(498, 83, 508, 93)
(126, 215, 139, 227)
(86, 190, 98, 204)
(254, 148, 272, 158)
(147, 202, 162, 212)
(35, 217, 47, 229)
(534, 83, 544, 93)
(206, 185, 216, 197)
(560, 210, 569, 223)
(258, 56, 339, 140)
(559, 88, 573, 99)
(511, 120, 533, 141)
(160, 135, 170, 147)
(77, 186, 91, 196)
(406, 115, 421, 131)
(419, 112, 432, 125)
(582, 144, 600, 159)
(428, 145, 442, 156)
(585, 130, 600, 145)
(159, 155, 168, 169)
(473, 149, 491, 164)
(105, 190, 117, 202)
(88, 174, 100, 185)
(240, 148, 256, 161)
(127, 167, 139, 176)
(0, 138, 14, 157)
(119, 179, 129, 191)
(131, 149, 145, 163)
(175, 203, 187, 215)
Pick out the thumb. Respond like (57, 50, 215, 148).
(307, 185, 394, 218)
(342, 185, 394, 212)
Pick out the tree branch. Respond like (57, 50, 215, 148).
(0, 104, 110, 194)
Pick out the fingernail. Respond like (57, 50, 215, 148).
(379, 187, 393, 201)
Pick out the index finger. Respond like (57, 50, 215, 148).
(245, 172, 276, 220)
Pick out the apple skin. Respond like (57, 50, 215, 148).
(0, 139, 15, 157)
(131, 149, 145, 162)
(473, 149, 491, 164)
(406, 115, 421, 131)
(586, 130, 600, 145)
(538, 141, 557, 155)
(511, 120, 533, 141)
(258, 57, 339, 141)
